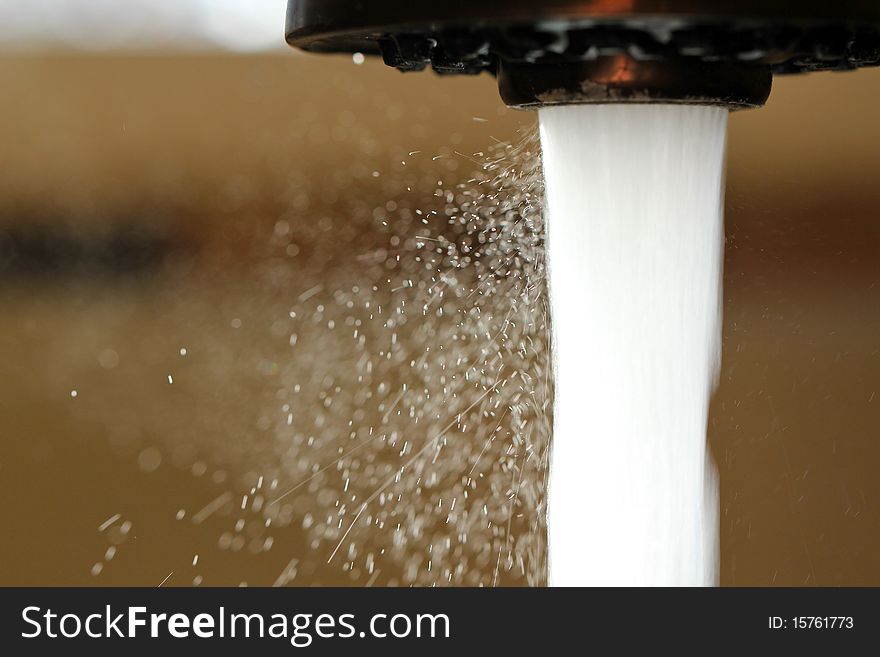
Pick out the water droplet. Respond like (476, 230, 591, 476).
(137, 447, 162, 473)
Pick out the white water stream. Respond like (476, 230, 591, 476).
(540, 104, 727, 585)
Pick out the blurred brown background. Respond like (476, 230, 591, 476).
(0, 51, 877, 586)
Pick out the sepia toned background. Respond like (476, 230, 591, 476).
(0, 10, 878, 586)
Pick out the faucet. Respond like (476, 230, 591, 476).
(285, 1, 879, 110)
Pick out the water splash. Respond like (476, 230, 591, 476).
(262, 133, 552, 586)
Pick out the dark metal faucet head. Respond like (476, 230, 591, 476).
(286, 1, 880, 109)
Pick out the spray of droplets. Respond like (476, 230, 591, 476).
(264, 133, 551, 586)
(85, 131, 552, 587)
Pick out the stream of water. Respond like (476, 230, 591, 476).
(540, 104, 728, 585)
